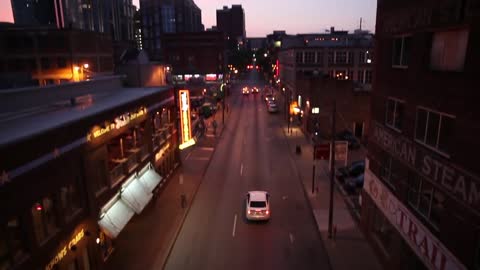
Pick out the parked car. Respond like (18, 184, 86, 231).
(337, 160, 365, 182)
(344, 174, 365, 193)
(252, 86, 259, 93)
(246, 191, 271, 221)
(267, 102, 279, 113)
(265, 93, 275, 103)
(336, 130, 361, 149)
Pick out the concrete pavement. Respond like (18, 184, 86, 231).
(282, 125, 383, 270)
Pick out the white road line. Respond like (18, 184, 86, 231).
(232, 214, 237, 237)
(198, 147, 214, 151)
(289, 233, 295, 244)
(185, 152, 193, 160)
(240, 164, 244, 176)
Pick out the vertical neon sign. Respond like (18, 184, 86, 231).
(178, 90, 195, 149)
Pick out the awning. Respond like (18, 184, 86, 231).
(98, 196, 135, 239)
(138, 163, 163, 193)
(121, 175, 152, 214)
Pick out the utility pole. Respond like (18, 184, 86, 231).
(328, 100, 336, 239)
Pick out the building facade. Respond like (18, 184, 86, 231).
(216, 5, 246, 49)
(246, 37, 267, 51)
(0, 76, 179, 270)
(362, 1, 480, 270)
(140, 0, 203, 61)
(0, 25, 114, 89)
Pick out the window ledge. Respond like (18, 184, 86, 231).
(385, 124, 402, 133)
(95, 186, 108, 198)
(391, 65, 408, 69)
(413, 139, 450, 159)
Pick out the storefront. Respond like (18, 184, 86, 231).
(43, 221, 96, 270)
(361, 158, 467, 270)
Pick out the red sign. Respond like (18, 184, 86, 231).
(314, 144, 330, 160)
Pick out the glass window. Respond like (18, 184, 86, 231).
(40, 58, 50, 69)
(57, 57, 67, 68)
(328, 51, 334, 64)
(335, 51, 347, 64)
(60, 181, 81, 221)
(372, 208, 394, 251)
(430, 29, 468, 71)
(0, 217, 28, 268)
(392, 36, 410, 67)
(415, 107, 455, 155)
(316, 51, 323, 64)
(250, 201, 266, 208)
(381, 157, 394, 188)
(304, 52, 315, 64)
(365, 70, 372, 84)
(31, 197, 58, 244)
(407, 174, 443, 228)
(347, 51, 354, 64)
(295, 52, 303, 64)
(385, 98, 404, 131)
(407, 173, 420, 206)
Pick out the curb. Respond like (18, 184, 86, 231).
(160, 120, 227, 269)
(281, 128, 334, 270)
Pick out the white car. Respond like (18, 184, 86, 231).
(246, 191, 271, 221)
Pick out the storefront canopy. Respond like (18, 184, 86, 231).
(121, 175, 153, 214)
(98, 196, 135, 238)
(138, 163, 163, 193)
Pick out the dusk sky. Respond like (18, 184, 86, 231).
(1, 0, 377, 36)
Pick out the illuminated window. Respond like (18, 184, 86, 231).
(0, 217, 28, 268)
(415, 108, 454, 155)
(31, 196, 58, 244)
(430, 29, 468, 71)
(392, 36, 411, 68)
(385, 98, 404, 131)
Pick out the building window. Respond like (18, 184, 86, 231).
(93, 159, 108, 195)
(415, 107, 454, 155)
(392, 36, 411, 68)
(385, 98, 404, 131)
(60, 181, 81, 221)
(407, 174, 445, 228)
(304, 52, 315, 64)
(31, 196, 58, 244)
(328, 51, 334, 64)
(358, 70, 373, 84)
(316, 51, 323, 64)
(40, 58, 51, 69)
(347, 51, 354, 64)
(0, 217, 28, 268)
(57, 57, 67, 68)
(430, 29, 469, 72)
(295, 52, 303, 64)
(335, 51, 347, 64)
(380, 156, 395, 189)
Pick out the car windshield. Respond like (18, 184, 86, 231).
(250, 201, 266, 208)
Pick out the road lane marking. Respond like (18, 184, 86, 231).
(289, 233, 295, 244)
(185, 152, 193, 160)
(232, 214, 237, 237)
(240, 164, 244, 176)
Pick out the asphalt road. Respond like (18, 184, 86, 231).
(164, 70, 331, 270)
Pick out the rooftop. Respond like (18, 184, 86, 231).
(0, 76, 171, 146)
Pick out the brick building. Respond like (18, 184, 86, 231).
(0, 77, 178, 270)
(216, 5, 246, 48)
(0, 24, 113, 89)
(362, 1, 480, 269)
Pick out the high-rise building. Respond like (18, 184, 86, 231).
(362, 1, 479, 270)
(216, 5, 245, 48)
(140, 0, 203, 61)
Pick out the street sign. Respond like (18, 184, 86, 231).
(314, 143, 330, 160)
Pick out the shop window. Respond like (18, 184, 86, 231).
(407, 174, 445, 228)
(0, 217, 28, 268)
(385, 98, 404, 131)
(60, 180, 81, 221)
(392, 36, 411, 68)
(415, 107, 454, 155)
(372, 208, 394, 252)
(31, 196, 58, 244)
(430, 29, 468, 72)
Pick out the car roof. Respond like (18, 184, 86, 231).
(248, 191, 268, 201)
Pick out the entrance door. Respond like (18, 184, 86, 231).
(354, 122, 364, 138)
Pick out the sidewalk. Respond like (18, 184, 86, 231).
(105, 112, 228, 270)
(282, 126, 383, 270)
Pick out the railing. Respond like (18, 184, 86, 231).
(139, 144, 149, 161)
(109, 163, 125, 185)
(125, 153, 139, 173)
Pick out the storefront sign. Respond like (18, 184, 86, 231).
(93, 125, 111, 138)
(314, 144, 330, 160)
(364, 165, 466, 270)
(178, 90, 195, 150)
(371, 122, 480, 210)
(88, 107, 146, 140)
(45, 229, 85, 270)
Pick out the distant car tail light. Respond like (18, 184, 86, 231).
(266, 210, 269, 214)
(247, 210, 251, 214)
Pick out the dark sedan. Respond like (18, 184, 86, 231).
(337, 160, 365, 182)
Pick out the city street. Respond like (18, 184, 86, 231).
(164, 71, 331, 270)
